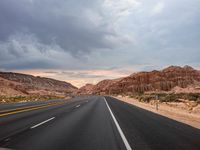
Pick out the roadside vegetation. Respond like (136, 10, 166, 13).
(0, 95, 66, 103)
(129, 93, 200, 104)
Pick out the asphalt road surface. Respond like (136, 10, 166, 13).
(0, 96, 200, 150)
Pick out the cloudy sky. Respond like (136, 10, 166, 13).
(0, 0, 200, 87)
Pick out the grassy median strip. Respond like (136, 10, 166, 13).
(0, 102, 66, 117)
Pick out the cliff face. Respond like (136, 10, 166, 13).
(78, 66, 200, 95)
(0, 72, 77, 97)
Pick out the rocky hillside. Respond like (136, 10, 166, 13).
(78, 65, 200, 95)
(77, 84, 95, 95)
(0, 72, 77, 97)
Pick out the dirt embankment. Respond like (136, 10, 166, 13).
(115, 96, 200, 129)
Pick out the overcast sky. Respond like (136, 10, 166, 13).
(0, 0, 200, 87)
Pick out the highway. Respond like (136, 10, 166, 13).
(0, 96, 200, 150)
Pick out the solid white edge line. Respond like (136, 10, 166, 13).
(30, 117, 55, 129)
(104, 97, 133, 150)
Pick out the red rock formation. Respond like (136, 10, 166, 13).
(0, 72, 77, 97)
(77, 84, 95, 95)
(78, 66, 200, 95)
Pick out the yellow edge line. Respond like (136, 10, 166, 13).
(0, 102, 65, 117)
(0, 103, 54, 113)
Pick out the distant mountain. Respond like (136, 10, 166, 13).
(0, 72, 77, 97)
(78, 65, 200, 95)
(77, 84, 95, 95)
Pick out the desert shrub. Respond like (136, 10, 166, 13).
(186, 93, 199, 101)
(164, 94, 179, 102)
(151, 93, 179, 102)
(138, 95, 154, 103)
(196, 99, 200, 104)
(129, 92, 200, 103)
(156, 93, 167, 98)
(175, 93, 200, 101)
(129, 95, 134, 98)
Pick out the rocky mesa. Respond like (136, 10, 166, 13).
(78, 65, 200, 95)
(0, 72, 77, 98)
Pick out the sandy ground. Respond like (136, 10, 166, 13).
(114, 96, 200, 129)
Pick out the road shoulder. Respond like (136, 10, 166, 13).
(114, 96, 200, 129)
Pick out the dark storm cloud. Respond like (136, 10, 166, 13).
(0, 0, 199, 72)
(2, 59, 59, 70)
(0, 0, 113, 56)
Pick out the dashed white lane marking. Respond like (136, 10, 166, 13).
(76, 104, 81, 108)
(30, 117, 55, 129)
(104, 97, 133, 150)
(4, 138, 10, 142)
